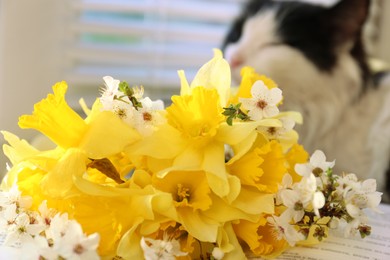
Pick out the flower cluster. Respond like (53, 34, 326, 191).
(0, 186, 99, 259)
(0, 50, 381, 259)
(271, 150, 381, 246)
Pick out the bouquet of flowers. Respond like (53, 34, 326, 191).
(0, 50, 382, 259)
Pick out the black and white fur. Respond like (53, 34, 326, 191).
(223, 0, 390, 196)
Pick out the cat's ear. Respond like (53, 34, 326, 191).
(324, 0, 370, 44)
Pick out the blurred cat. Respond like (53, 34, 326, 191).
(223, 0, 390, 195)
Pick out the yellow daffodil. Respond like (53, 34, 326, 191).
(233, 216, 289, 258)
(168, 87, 224, 143)
(180, 49, 230, 107)
(13, 82, 141, 198)
(153, 170, 212, 211)
(229, 66, 278, 104)
(228, 140, 287, 194)
(285, 143, 309, 182)
(127, 52, 237, 198)
(0, 48, 342, 260)
(153, 169, 219, 242)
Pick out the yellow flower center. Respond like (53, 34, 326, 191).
(115, 107, 128, 119)
(166, 87, 224, 141)
(177, 184, 191, 202)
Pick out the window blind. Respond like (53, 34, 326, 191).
(65, 0, 243, 105)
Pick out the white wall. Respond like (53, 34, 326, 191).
(0, 0, 66, 172)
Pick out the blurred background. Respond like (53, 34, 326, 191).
(0, 0, 390, 173)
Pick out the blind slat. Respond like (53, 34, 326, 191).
(67, 42, 216, 67)
(70, 18, 228, 44)
(71, 0, 241, 23)
(66, 65, 197, 88)
(65, 0, 241, 102)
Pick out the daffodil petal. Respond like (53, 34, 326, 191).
(178, 70, 190, 96)
(150, 191, 178, 221)
(232, 187, 274, 215)
(127, 125, 185, 159)
(41, 148, 87, 198)
(117, 219, 144, 260)
(173, 146, 203, 169)
(178, 207, 219, 242)
(227, 132, 262, 165)
(1, 131, 39, 164)
(218, 119, 281, 146)
(203, 195, 259, 223)
(79, 98, 91, 117)
(217, 121, 260, 145)
(73, 175, 132, 197)
(79, 111, 140, 158)
(18, 82, 87, 148)
(276, 111, 303, 124)
(226, 175, 241, 203)
(216, 226, 235, 253)
(203, 142, 229, 197)
(222, 222, 248, 260)
(190, 49, 231, 106)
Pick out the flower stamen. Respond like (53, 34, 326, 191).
(143, 112, 153, 122)
(256, 100, 268, 109)
(177, 184, 190, 202)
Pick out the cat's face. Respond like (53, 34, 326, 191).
(223, 0, 370, 92)
(224, 6, 305, 84)
(223, 0, 371, 148)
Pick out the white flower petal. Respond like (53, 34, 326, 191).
(310, 150, 326, 165)
(294, 163, 312, 177)
(312, 191, 325, 217)
(361, 179, 377, 193)
(281, 189, 300, 208)
(263, 105, 279, 118)
(268, 88, 283, 105)
(346, 204, 361, 218)
(251, 80, 268, 99)
(247, 108, 264, 121)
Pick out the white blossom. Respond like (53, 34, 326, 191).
(275, 173, 294, 205)
(295, 173, 317, 204)
(21, 235, 59, 260)
(312, 191, 326, 217)
(140, 236, 187, 260)
(239, 80, 282, 121)
(342, 178, 382, 218)
(0, 185, 32, 210)
(132, 85, 145, 100)
(4, 212, 45, 246)
(45, 213, 71, 242)
(133, 97, 166, 136)
(258, 117, 295, 139)
(54, 221, 100, 260)
(267, 214, 304, 246)
(37, 200, 56, 227)
(295, 150, 335, 178)
(343, 218, 364, 237)
(0, 203, 18, 231)
(100, 76, 120, 100)
(0, 186, 100, 259)
(111, 100, 134, 125)
(280, 189, 308, 222)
